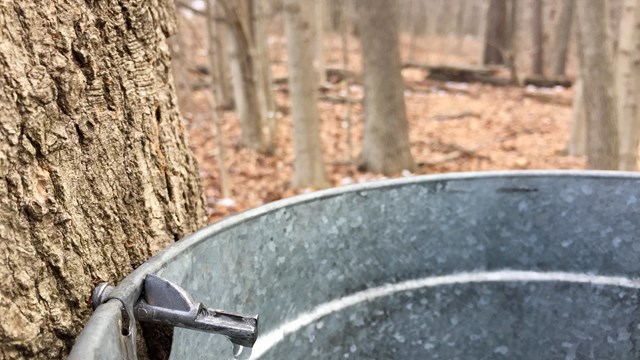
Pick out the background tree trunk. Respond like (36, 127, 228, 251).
(208, 0, 232, 198)
(221, 0, 268, 152)
(569, 80, 587, 156)
(609, 0, 625, 52)
(425, 0, 440, 38)
(505, 0, 520, 84)
(407, 0, 420, 62)
(468, 1, 485, 40)
(252, 0, 277, 148)
(531, 0, 545, 75)
(615, 0, 640, 170)
(577, 0, 619, 169)
(355, 0, 416, 175)
(0, 1, 207, 358)
(483, 0, 508, 65)
(453, 0, 467, 53)
(314, 0, 327, 85)
(284, 0, 330, 188)
(436, 0, 453, 37)
(170, 16, 197, 121)
(210, 1, 234, 109)
(506, 0, 519, 50)
(341, 3, 354, 162)
(550, 0, 574, 77)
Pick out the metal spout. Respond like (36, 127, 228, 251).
(92, 275, 259, 348)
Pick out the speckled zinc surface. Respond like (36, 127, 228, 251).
(69, 172, 640, 360)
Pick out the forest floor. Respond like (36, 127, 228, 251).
(176, 28, 584, 223)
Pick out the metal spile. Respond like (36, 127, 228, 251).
(93, 274, 259, 348)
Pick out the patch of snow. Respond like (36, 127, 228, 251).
(218, 198, 236, 207)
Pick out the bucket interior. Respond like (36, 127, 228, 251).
(70, 173, 640, 359)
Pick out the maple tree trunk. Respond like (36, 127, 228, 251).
(284, 0, 330, 188)
(0, 1, 208, 359)
(576, 0, 619, 169)
(355, 0, 416, 175)
(531, 0, 544, 76)
(483, 0, 508, 65)
(550, 0, 574, 77)
(615, 0, 640, 170)
(221, 0, 267, 152)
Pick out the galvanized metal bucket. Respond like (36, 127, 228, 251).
(69, 171, 640, 359)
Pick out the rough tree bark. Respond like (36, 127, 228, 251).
(355, 0, 416, 175)
(483, 0, 508, 65)
(220, 0, 268, 152)
(615, 0, 640, 170)
(283, 0, 330, 188)
(576, 0, 619, 169)
(550, 0, 574, 77)
(170, 16, 197, 120)
(0, 1, 208, 359)
(531, 0, 544, 75)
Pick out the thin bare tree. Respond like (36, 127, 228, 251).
(356, 0, 416, 174)
(284, 0, 330, 187)
(251, 0, 277, 150)
(550, 0, 574, 77)
(207, 0, 232, 198)
(314, 0, 327, 84)
(531, 0, 545, 75)
(483, 0, 508, 65)
(576, 0, 619, 169)
(341, 1, 354, 162)
(569, 80, 587, 156)
(615, 0, 640, 170)
(207, 1, 234, 109)
(220, 0, 268, 152)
